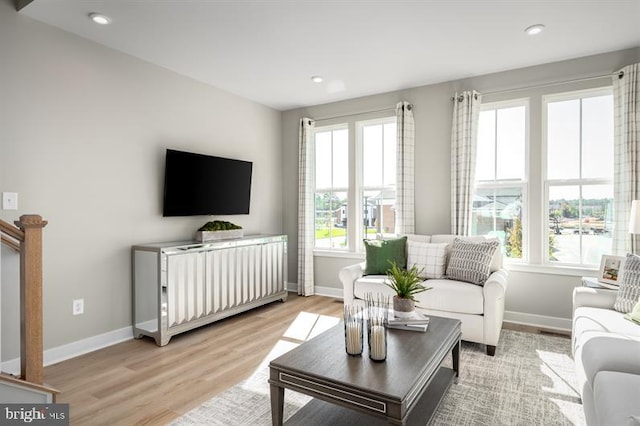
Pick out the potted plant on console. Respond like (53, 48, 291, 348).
(385, 261, 430, 318)
(196, 220, 243, 242)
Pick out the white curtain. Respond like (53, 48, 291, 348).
(297, 118, 315, 296)
(613, 64, 640, 255)
(395, 101, 415, 235)
(450, 91, 481, 235)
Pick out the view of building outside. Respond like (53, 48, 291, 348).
(471, 188, 523, 258)
(314, 118, 397, 250)
(314, 127, 348, 249)
(361, 120, 397, 239)
(472, 104, 526, 259)
(547, 186, 613, 264)
(545, 92, 614, 265)
(472, 89, 614, 267)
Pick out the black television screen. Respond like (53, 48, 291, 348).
(163, 149, 253, 216)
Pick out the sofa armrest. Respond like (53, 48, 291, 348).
(339, 262, 366, 304)
(573, 287, 617, 312)
(482, 269, 508, 347)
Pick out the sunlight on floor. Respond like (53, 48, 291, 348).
(282, 311, 340, 341)
(538, 350, 580, 397)
(537, 349, 586, 425)
(550, 398, 586, 426)
(246, 311, 340, 382)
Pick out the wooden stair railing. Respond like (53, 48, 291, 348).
(0, 215, 47, 385)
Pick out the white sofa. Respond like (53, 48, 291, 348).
(339, 234, 508, 356)
(572, 287, 640, 425)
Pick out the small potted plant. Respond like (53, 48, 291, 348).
(385, 261, 430, 318)
(196, 220, 243, 242)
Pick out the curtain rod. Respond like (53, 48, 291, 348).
(476, 71, 624, 98)
(312, 106, 400, 123)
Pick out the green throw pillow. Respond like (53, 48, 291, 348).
(364, 237, 407, 275)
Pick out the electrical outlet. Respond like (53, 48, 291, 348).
(2, 192, 18, 210)
(72, 299, 84, 316)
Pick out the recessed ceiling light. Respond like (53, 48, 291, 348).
(525, 24, 545, 35)
(311, 76, 324, 83)
(89, 13, 111, 25)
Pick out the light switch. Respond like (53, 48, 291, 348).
(2, 192, 18, 210)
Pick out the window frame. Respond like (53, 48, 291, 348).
(312, 115, 397, 255)
(542, 87, 614, 267)
(312, 123, 350, 251)
(473, 99, 530, 263)
(356, 117, 398, 252)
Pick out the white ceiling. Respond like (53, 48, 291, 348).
(19, 0, 640, 111)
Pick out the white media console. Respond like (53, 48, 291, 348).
(132, 234, 287, 346)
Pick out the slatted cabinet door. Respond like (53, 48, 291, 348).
(204, 240, 286, 315)
(165, 251, 206, 328)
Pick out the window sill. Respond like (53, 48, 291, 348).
(313, 250, 365, 260)
(504, 262, 598, 277)
(311, 253, 598, 277)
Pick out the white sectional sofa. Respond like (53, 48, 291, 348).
(572, 287, 640, 425)
(339, 234, 508, 356)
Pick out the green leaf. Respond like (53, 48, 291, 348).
(384, 260, 431, 302)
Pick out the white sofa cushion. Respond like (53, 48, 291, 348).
(576, 336, 640, 393)
(593, 371, 640, 425)
(573, 306, 640, 349)
(352, 276, 484, 315)
(352, 275, 395, 301)
(405, 234, 431, 243)
(407, 240, 448, 279)
(414, 278, 484, 315)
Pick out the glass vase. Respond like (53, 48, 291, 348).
(344, 305, 363, 356)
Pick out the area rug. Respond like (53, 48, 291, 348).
(171, 330, 585, 425)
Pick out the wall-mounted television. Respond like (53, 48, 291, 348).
(162, 149, 253, 217)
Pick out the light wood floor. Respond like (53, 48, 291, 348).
(44, 293, 344, 425)
(43, 294, 568, 425)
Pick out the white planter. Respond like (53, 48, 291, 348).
(393, 296, 416, 318)
(196, 229, 244, 242)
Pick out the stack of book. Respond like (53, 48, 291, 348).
(387, 311, 430, 332)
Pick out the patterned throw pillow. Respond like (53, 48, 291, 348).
(363, 237, 407, 275)
(445, 238, 500, 286)
(407, 240, 448, 279)
(614, 253, 640, 313)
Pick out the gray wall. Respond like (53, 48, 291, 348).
(282, 47, 640, 329)
(0, 0, 282, 360)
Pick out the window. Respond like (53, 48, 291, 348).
(313, 117, 397, 252)
(544, 89, 614, 266)
(314, 126, 348, 249)
(472, 101, 527, 260)
(359, 118, 397, 242)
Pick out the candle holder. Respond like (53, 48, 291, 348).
(365, 293, 388, 362)
(368, 315, 387, 362)
(365, 293, 390, 323)
(344, 305, 363, 356)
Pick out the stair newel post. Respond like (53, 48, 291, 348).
(15, 214, 48, 385)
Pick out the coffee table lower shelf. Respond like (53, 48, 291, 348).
(285, 366, 455, 426)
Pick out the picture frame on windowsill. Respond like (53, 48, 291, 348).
(598, 255, 625, 285)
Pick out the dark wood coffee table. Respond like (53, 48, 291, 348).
(269, 315, 461, 425)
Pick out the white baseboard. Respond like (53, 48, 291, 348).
(285, 281, 297, 292)
(2, 326, 133, 375)
(285, 282, 343, 299)
(313, 286, 343, 299)
(503, 310, 572, 333)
